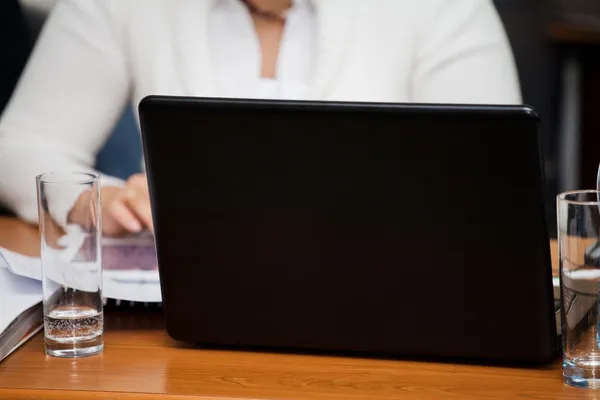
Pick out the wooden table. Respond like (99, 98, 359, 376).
(0, 218, 576, 400)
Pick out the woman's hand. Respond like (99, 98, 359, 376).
(70, 173, 153, 237)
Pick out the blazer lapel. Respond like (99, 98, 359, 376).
(309, 0, 356, 99)
(170, 0, 217, 97)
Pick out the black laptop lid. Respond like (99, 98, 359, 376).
(139, 96, 556, 364)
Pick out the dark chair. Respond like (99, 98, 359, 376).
(0, 0, 33, 216)
(94, 105, 143, 180)
(0, 0, 32, 114)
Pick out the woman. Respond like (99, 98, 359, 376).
(0, 0, 521, 236)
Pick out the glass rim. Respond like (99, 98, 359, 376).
(36, 171, 99, 185)
(557, 189, 600, 206)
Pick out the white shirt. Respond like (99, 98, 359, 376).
(0, 0, 522, 224)
(210, 0, 316, 100)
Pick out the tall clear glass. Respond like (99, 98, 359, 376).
(558, 190, 600, 388)
(36, 172, 103, 358)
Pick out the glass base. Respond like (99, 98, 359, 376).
(563, 359, 600, 389)
(45, 335, 103, 358)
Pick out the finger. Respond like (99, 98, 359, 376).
(127, 173, 148, 189)
(124, 187, 154, 232)
(107, 196, 143, 233)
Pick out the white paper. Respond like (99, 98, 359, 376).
(4, 325, 43, 360)
(0, 250, 42, 281)
(0, 245, 162, 303)
(0, 269, 43, 335)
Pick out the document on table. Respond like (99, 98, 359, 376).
(0, 268, 43, 362)
(0, 268, 42, 336)
(0, 228, 162, 302)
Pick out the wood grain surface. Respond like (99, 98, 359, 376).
(0, 217, 576, 399)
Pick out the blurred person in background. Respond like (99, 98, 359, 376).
(0, 0, 521, 236)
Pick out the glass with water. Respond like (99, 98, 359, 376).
(558, 190, 600, 388)
(36, 172, 103, 358)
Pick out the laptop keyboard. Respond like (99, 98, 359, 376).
(103, 298, 163, 311)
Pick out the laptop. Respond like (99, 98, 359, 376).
(138, 96, 557, 365)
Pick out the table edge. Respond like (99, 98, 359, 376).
(0, 388, 262, 400)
